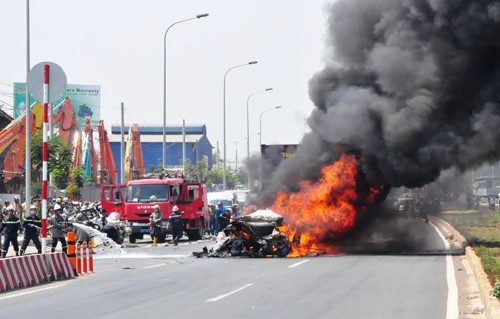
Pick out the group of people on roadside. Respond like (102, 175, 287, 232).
(0, 197, 42, 258)
(0, 196, 124, 258)
(207, 202, 240, 235)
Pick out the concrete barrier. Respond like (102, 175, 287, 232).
(431, 215, 500, 319)
(0, 252, 74, 293)
(47, 252, 75, 281)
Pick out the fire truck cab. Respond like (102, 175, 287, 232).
(101, 175, 208, 243)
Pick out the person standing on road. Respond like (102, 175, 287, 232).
(231, 204, 240, 218)
(149, 204, 163, 246)
(168, 205, 183, 246)
(20, 205, 42, 255)
(208, 204, 216, 235)
(214, 202, 225, 234)
(0, 206, 20, 257)
(49, 204, 68, 253)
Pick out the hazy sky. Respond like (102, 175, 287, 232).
(0, 1, 332, 161)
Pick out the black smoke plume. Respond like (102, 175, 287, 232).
(258, 0, 500, 205)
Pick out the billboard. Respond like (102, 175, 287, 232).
(13, 82, 101, 128)
(260, 144, 298, 169)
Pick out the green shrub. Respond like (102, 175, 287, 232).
(491, 280, 500, 299)
(475, 245, 500, 284)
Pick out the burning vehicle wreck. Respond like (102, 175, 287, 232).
(196, 210, 291, 258)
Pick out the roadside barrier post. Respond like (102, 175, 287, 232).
(87, 242, 94, 273)
(76, 243, 83, 275)
(81, 242, 88, 274)
(67, 232, 77, 275)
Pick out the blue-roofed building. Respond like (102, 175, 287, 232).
(109, 124, 213, 181)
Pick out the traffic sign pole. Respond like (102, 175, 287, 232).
(41, 64, 49, 254)
(27, 61, 67, 254)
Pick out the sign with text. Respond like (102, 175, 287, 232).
(14, 82, 101, 128)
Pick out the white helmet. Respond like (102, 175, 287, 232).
(53, 203, 62, 211)
(106, 212, 121, 224)
(6, 205, 14, 212)
(153, 204, 160, 210)
(30, 205, 37, 210)
(80, 205, 88, 211)
(172, 205, 179, 212)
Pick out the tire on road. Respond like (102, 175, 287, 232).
(186, 221, 204, 241)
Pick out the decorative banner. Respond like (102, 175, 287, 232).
(14, 82, 101, 128)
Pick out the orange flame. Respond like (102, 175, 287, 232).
(271, 154, 379, 257)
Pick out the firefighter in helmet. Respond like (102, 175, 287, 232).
(168, 205, 183, 246)
(49, 204, 68, 253)
(149, 205, 163, 246)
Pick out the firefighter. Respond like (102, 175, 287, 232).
(20, 205, 42, 255)
(49, 204, 68, 253)
(74, 205, 91, 244)
(0, 206, 20, 257)
(149, 204, 163, 246)
(168, 205, 183, 246)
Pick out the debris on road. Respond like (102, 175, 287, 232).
(194, 210, 291, 258)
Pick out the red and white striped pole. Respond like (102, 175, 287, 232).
(41, 64, 49, 254)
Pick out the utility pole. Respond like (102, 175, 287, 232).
(25, 0, 31, 209)
(120, 102, 124, 184)
(182, 119, 186, 171)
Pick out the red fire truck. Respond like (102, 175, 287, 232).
(101, 174, 208, 243)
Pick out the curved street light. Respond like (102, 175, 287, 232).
(162, 13, 209, 169)
(246, 88, 272, 189)
(223, 61, 258, 190)
(259, 105, 282, 190)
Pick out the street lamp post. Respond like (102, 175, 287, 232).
(259, 106, 282, 190)
(223, 61, 258, 190)
(162, 13, 208, 170)
(246, 88, 272, 190)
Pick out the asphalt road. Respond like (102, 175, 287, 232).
(0, 217, 473, 319)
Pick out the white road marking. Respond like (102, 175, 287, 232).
(94, 254, 190, 260)
(206, 283, 254, 302)
(288, 259, 310, 268)
(143, 263, 168, 269)
(430, 221, 459, 319)
(0, 283, 67, 301)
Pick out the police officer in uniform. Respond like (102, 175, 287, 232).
(20, 205, 42, 255)
(0, 206, 20, 257)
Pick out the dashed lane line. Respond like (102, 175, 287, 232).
(288, 259, 310, 268)
(143, 263, 168, 269)
(206, 283, 254, 302)
(0, 283, 67, 301)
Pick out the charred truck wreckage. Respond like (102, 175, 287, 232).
(202, 0, 500, 258)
